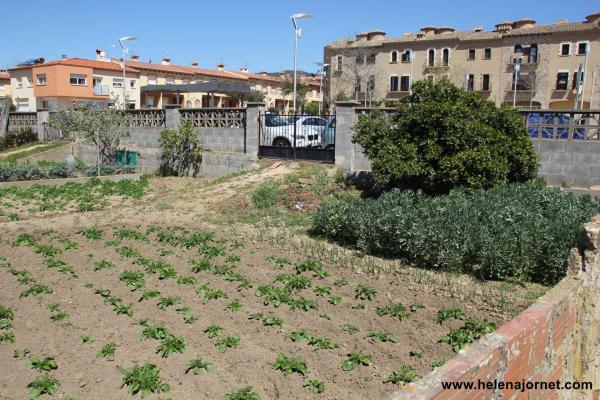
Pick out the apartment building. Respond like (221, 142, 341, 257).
(324, 11, 600, 109)
(0, 70, 11, 100)
(8, 57, 140, 111)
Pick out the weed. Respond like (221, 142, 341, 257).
(139, 290, 161, 302)
(97, 342, 117, 360)
(384, 364, 421, 384)
(432, 358, 446, 368)
(328, 295, 342, 305)
(156, 335, 186, 358)
(225, 299, 243, 312)
(28, 356, 57, 372)
(376, 302, 408, 320)
(436, 307, 466, 324)
(355, 284, 377, 301)
(343, 350, 372, 371)
(0, 305, 14, 320)
(204, 288, 227, 303)
(119, 270, 145, 291)
(304, 378, 326, 393)
(224, 386, 261, 400)
(440, 318, 497, 352)
(216, 334, 240, 352)
(176, 276, 196, 285)
(342, 324, 359, 334)
(334, 278, 348, 287)
(248, 313, 264, 321)
(263, 316, 284, 329)
(0, 332, 15, 343)
(409, 349, 424, 358)
(368, 331, 397, 343)
(251, 184, 281, 209)
(120, 363, 170, 399)
(265, 255, 290, 269)
(272, 353, 308, 376)
(81, 227, 103, 241)
(203, 324, 224, 338)
(13, 233, 36, 247)
(308, 336, 338, 350)
(0, 320, 12, 329)
(314, 285, 332, 297)
(293, 260, 330, 278)
(352, 302, 366, 310)
(50, 309, 69, 322)
(93, 260, 114, 271)
(185, 355, 215, 375)
(157, 296, 181, 310)
(27, 374, 59, 399)
(113, 303, 134, 317)
(182, 313, 198, 324)
(288, 297, 317, 312)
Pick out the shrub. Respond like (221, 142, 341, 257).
(352, 80, 538, 194)
(250, 184, 281, 209)
(0, 127, 38, 150)
(159, 120, 202, 177)
(0, 162, 72, 182)
(82, 164, 135, 177)
(311, 183, 600, 285)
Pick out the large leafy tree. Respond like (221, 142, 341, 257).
(353, 79, 538, 194)
(49, 107, 132, 164)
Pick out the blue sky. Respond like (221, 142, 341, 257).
(1, 0, 597, 74)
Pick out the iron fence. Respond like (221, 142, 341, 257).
(519, 109, 600, 140)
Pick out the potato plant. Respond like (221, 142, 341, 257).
(97, 342, 117, 360)
(120, 363, 170, 398)
(383, 364, 421, 384)
(272, 353, 308, 376)
(304, 378, 326, 393)
(216, 334, 240, 352)
(27, 374, 59, 399)
(156, 335, 185, 358)
(343, 350, 372, 371)
(224, 386, 261, 400)
(185, 355, 215, 375)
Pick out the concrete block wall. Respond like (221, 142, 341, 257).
(388, 218, 600, 400)
(533, 139, 600, 188)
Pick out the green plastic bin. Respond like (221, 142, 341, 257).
(115, 150, 138, 167)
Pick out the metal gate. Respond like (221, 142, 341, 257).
(258, 112, 335, 163)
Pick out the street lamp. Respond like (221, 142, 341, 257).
(118, 35, 137, 109)
(313, 61, 329, 115)
(291, 13, 313, 114)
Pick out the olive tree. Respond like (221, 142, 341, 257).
(49, 107, 132, 164)
(159, 120, 202, 177)
(353, 79, 539, 194)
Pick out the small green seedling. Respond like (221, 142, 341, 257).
(27, 374, 59, 399)
(216, 334, 240, 352)
(20, 284, 53, 298)
(334, 278, 348, 287)
(384, 364, 421, 384)
(0, 320, 12, 330)
(308, 336, 338, 350)
(203, 324, 224, 338)
(304, 378, 326, 393)
(328, 295, 342, 305)
(204, 288, 226, 303)
(343, 350, 372, 371)
(376, 302, 408, 320)
(436, 307, 466, 324)
(28, 356, 57, 372)
(224, 386, 261, 400)
(0, 305, 13, 320)
(0, 332, 15, 343)
(185, 355, 215, 375)
(176, 276, 196, 285)
(97, 342, 117, 360)
(139, 290, 161, 302)
(368, 331, 397, 343)
(272, 353, 308, 376)
(263, 316, 284, 329)
(120, 363, 170, 398)
(342, 324, 359, 335)
(93, 260, 114, 271)
(157, 296, 181, 310)
(440, 318, 497, 352)
(50, 309, 69, 322)
(409, 349, 424, 358)
(140, 323, 168, 341)
(81, 227, 103, 241)
(355, 284, 377, 301)
(113, 302, 134, 317)
(156, 335, 186, 358)
(410, 302, 426, 312)
(119, 270, 145, 291)
(226, 299, 243, 312)
(314, 286, 332, 297)
(80, 335, 93, 343)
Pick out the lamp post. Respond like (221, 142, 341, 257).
(291, 13, 313, 114)
(313, 61, 329, 115)
(409, 51, 416, 94)
(118, 36, 137, 110)
(513, 61, 521, 107)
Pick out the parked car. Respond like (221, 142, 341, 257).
(263, 115, 325, 147)
(322, 117, 336, 149)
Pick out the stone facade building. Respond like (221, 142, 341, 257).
(324, 11, 600, 109)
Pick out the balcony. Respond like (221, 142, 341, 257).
(423, 62, 449, 73)
(93, 85, 110, 96)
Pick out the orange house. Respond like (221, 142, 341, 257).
(9, 58, 140, 110)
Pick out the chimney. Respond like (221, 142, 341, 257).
(130, 54, 139, 60)
(420, 26, 437, 36)
(355, 32, 369, 42)
(217, 63, 225, 71)
(512, 18, 536, 29)
(191, 61, 198, 67)
(495, 21, 513, 33)
(96, 49, 106, 61)
(61, 54, 68, 59)
(367, 29, 386, 41)
(435, 26, 455, 34)
(473, 26, 483, 32)
(556, 19, 568, 25)
(162, 57, 171, 65)
(240, 66, 248, 73)
(586, 12, 600, 24)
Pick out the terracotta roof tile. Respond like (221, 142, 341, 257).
(0, 72, 9, 80)
(8, 58, 139, 73)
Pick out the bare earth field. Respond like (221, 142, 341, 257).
(0, 163, 546, 400)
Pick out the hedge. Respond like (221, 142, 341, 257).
(310, 183, 600, 285)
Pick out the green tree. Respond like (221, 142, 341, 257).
(49, 108, 132, 164)
(304, 101, 320, 116)
(159, 120, 202, 177)
(282, 77, 309, 113)
(227, 90, 265, 105)
(353, 79, 538, 194)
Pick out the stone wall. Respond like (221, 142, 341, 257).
(387, 218, 600, 400)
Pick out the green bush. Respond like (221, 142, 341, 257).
(82, 164, 135, 177)
(0, 162, 72, 182)
(159, 120, 202, 177)
(353, 80, 538, 194)
(0, 127, 38, 150)
(251, 184, 281, 209)
(311, 183, 600, 285)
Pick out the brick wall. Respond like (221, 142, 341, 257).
(387, 218, 600, 400)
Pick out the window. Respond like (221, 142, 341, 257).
(426, 74, 434, 82)
(366, 54, 376, 64)
(355, 55, 364, 65)
(182, 79, 190, 84)
(427, 49, 435, 66)
(186, 100, 192, 108)
(577, 41, 589, 55)
(129, 79, 136, 89)
(36, 74, 46, 85)
(556, 72, 569, 90)
(302, 118, 327, 127)
(560, 43, 571, 56)
(354, 79, 361, 94)
(194, 99, 201, 107)
(93, 77, 102, 86)
(166, 77, 174, 85)
(112, 78, 123, 88)
(336, 55, 342, 71)
(572, 70, 585, 89)
(17, 78, 23, 89)
(467, 49, 476, 61)
(528, 44, 538, 63)
(42, 100, 50, 109)
(367, 75, 375, 91)
(442, 48, 449, 66)
(466, 74, 474, 91)
(484, 48, 492, 59)
(390, 76, 399, 91)
(514, 44, 522, 54)
(400, 75, 410, 92)
(390, 51, 398, 63)
(148, 75, 157, 85)
(69, 74, 86, 86)
(401, 50, 412, 63)
(482, 74, 490, 91)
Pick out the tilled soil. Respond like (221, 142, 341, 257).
(0, 224, 519, 400)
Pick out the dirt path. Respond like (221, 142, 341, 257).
(0, 143, 50, 158)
